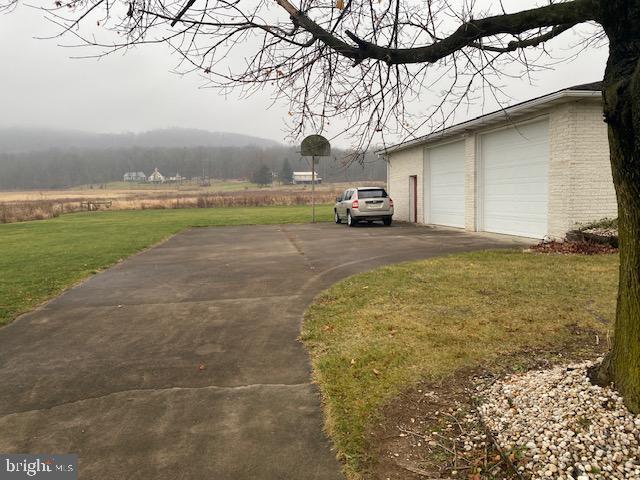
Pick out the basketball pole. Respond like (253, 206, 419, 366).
(300, 135, 330, 224)
(311, 155, 316, 223)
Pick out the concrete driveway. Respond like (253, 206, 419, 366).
(0, 223, 527, 479)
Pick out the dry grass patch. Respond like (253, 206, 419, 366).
(0, 181, 385, 223)
(301, 250, 619, 478)
(0, 186, 349, 223)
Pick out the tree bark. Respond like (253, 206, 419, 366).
(590, 3, 640, 414)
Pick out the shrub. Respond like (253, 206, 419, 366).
(578, 217, 619, 231)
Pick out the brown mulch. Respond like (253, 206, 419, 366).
(366, 329, 608, 480)
(529, 241, 618, 255)
(367, 371, 516, 480)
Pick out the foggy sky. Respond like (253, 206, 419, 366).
(0, 2, 609, 146)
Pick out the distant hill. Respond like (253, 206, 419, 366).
(0, 127, 387, 189)
(0, 127, 281, 153)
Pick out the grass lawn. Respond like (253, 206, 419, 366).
(301, 250, 619, 478)
(0, 204, 332, 326)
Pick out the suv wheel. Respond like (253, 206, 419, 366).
(383, 217, 392, 226)
(347, 211, 357, 227)
(334, 211, 342, 224)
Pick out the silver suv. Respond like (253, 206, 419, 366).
(334, 187, 394, 227)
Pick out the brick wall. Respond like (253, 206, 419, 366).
(387, 146, 423, 222)
(548, 105, 574, 239)
(547, 100, 616, 239)
(568, 101, 617, 229)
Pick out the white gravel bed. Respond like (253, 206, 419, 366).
(583, 228, 618, 238)
(478, 361, 640, 479)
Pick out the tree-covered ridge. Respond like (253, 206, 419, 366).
(0, 145, 386, 189)
(0, 127, 279, 154)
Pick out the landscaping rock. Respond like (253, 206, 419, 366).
(478, 361, 640, 479)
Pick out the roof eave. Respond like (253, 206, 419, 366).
(377, 90, 602, 156)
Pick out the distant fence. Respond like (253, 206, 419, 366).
(0, 200, 79, 224)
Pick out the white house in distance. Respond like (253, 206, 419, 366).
(147, 168, 166, 183)
(123, 171, 147, 182)
(379, 82, 617, 240)
(293, 171, 323, 185)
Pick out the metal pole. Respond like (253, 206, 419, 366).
(311, 155, 316, 223)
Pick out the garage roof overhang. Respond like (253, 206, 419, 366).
(377, 84, 602, 156)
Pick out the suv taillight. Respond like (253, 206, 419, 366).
(352, 200, 359, 209)
(389, 198, 394, 207)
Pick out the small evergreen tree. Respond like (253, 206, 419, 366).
(251, 164, 272, 187)
(280, 158, 293, 185)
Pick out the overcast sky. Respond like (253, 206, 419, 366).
(0, 2, 609, 146)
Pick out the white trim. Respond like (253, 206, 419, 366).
(420, 134, 466, 151)
(378, 90, 601, 155)
(474, 112, 551, 137)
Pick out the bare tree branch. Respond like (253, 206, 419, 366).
(171, 0, 196, 26)
(469, 24, 577, 53)
(0, 0, 607, 151)
(278, 0, 598, 64)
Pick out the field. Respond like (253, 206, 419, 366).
(0, 180, 374, 223)
(0, 204, 333, 326)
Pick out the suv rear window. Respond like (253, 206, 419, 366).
(357, 188, 387, 199)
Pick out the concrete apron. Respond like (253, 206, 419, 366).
(0, 223, 526, 479)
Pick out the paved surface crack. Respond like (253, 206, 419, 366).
(280, 225, 316, 271)
(0, 382, 312, 418)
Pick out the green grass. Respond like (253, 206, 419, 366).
(301, 250, 619, 477)
(0, 204, 332, 326)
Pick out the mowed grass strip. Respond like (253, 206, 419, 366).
(301, 250, 619, 477)
(0, 204, 332, 326)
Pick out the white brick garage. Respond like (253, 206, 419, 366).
(382, 82, 618, 240)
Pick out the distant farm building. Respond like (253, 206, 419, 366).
(148, 168, 165, 183)
(292, 172, 322, 185)
(123, 171, 147, 182)
(167, 173, 186, 183)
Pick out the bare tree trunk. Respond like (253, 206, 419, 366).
(590, 10, 640, 413)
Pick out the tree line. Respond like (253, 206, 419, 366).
(0, 145, 386, 189)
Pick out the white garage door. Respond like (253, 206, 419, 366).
(480, 120, 549, 238)
(427, 141, 465, 228)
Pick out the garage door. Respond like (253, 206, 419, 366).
(427, 141, 465, 228)
(480, 120, 549, 238)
